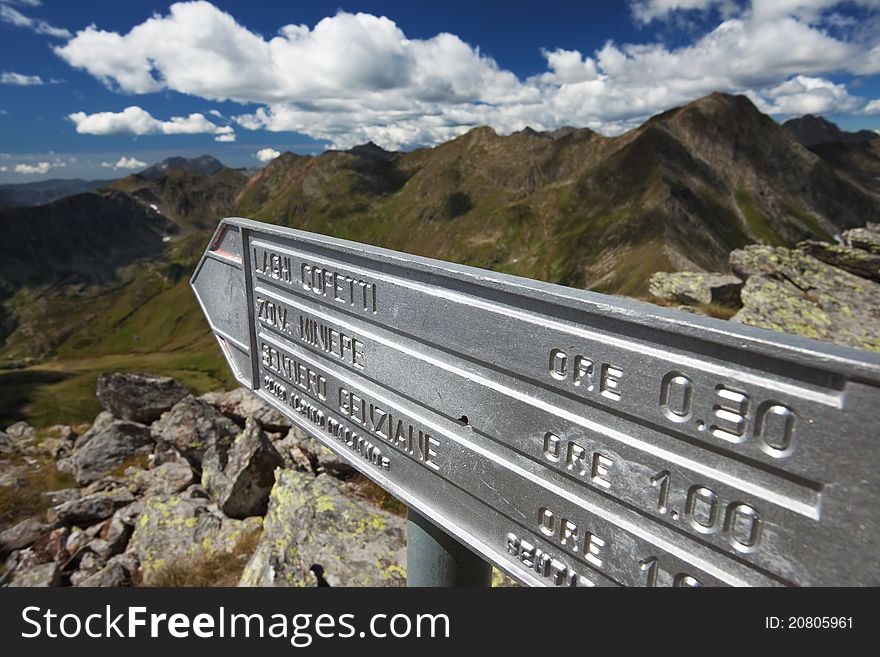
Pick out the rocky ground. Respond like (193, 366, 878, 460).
(649, 222, 880, 351)
(0, 373, 411, 587)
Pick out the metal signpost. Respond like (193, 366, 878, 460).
(192, 217, 880, 587)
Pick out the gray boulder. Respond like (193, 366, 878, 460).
(201, 388, 290, 431)
(240, 469, 406, 587)
(284, 429, 357, 478)
(202, 418, 284, 519)
(0, 517, 54, 554)
(31, 527, 71, 565)
(44, 425, 76, 441)
(36, 437, 73, 459)
(88, 515, 132, 560)
(151, 396, 239, 468)
(58, 419, 154, 484)
(648, 272, 743, 306)
(69, 552, 106, 586)
(64, 527, 89, 558)
(128, 461, 195, 497)
(7, 561, 61, 587)
(0, 430, 15, 456)
(97, 372, 189, 423)
(48, 488, 135, 527)
(75, 555, 132, 587)
(5, 421, 36, 446)
(74, 411, 114, 449)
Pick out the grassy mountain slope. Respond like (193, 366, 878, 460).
(0, 190, 176, 291)
(110, 167, 249, 231)
(0, 166, 246, 425)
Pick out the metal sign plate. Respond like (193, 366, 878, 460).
(191, 217, 880, 587)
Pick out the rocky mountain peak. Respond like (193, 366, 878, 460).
(140, 155, 226, 180)
(783, 114, 879, 147)
(346, 141, 396, 161)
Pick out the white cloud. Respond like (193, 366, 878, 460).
(750, 0, 880, 22)
(1, 71, 44, 85)
(213, 125, 235, 141)
(760, 75, 862, 115)
(0, 166, 7, 172)
(68, 105, 236, 141)
(53, 2, 880, 150)
(14, 160, 64, 174)
(0, 2, 70, 38)
(863, 99, 880, 115)
(101, 156, 147, 170)
(630, 0, 731, 24)
(255, 148, 281, 162)
(537, 49, 599, 84)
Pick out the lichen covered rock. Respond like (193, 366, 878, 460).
(240, 469, 406, 587)
(648, 272, 743, 306)
(730, 244, 880, 351)
(797, 240, 880, 282)
(97, 372, 189, 423)
(844, 227, 880, 254)
(129, 493, 262, 585)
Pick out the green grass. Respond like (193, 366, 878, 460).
(782, 200, 833, 241)
(0, 369, 71, 427)
(148, 528, 263, 587)
(0, 455, 76, 529)
(592, 237, 676, 297)
(0, 332, 235, 428)
(736, 187, 786, 246)
(0, 229, 238, 428)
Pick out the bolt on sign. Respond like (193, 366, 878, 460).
(192, 218, 880, 587)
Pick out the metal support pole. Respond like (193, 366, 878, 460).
(406, 508, 493, 587)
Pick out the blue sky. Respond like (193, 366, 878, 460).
(1, 0, 880, 182)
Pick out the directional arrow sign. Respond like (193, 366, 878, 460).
(192, 217, 880, 587)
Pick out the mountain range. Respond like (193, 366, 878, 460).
(0, 178, 117, 208)
(1, 91, 879, 426)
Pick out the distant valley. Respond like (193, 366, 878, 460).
(1, 91, 879, 426)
